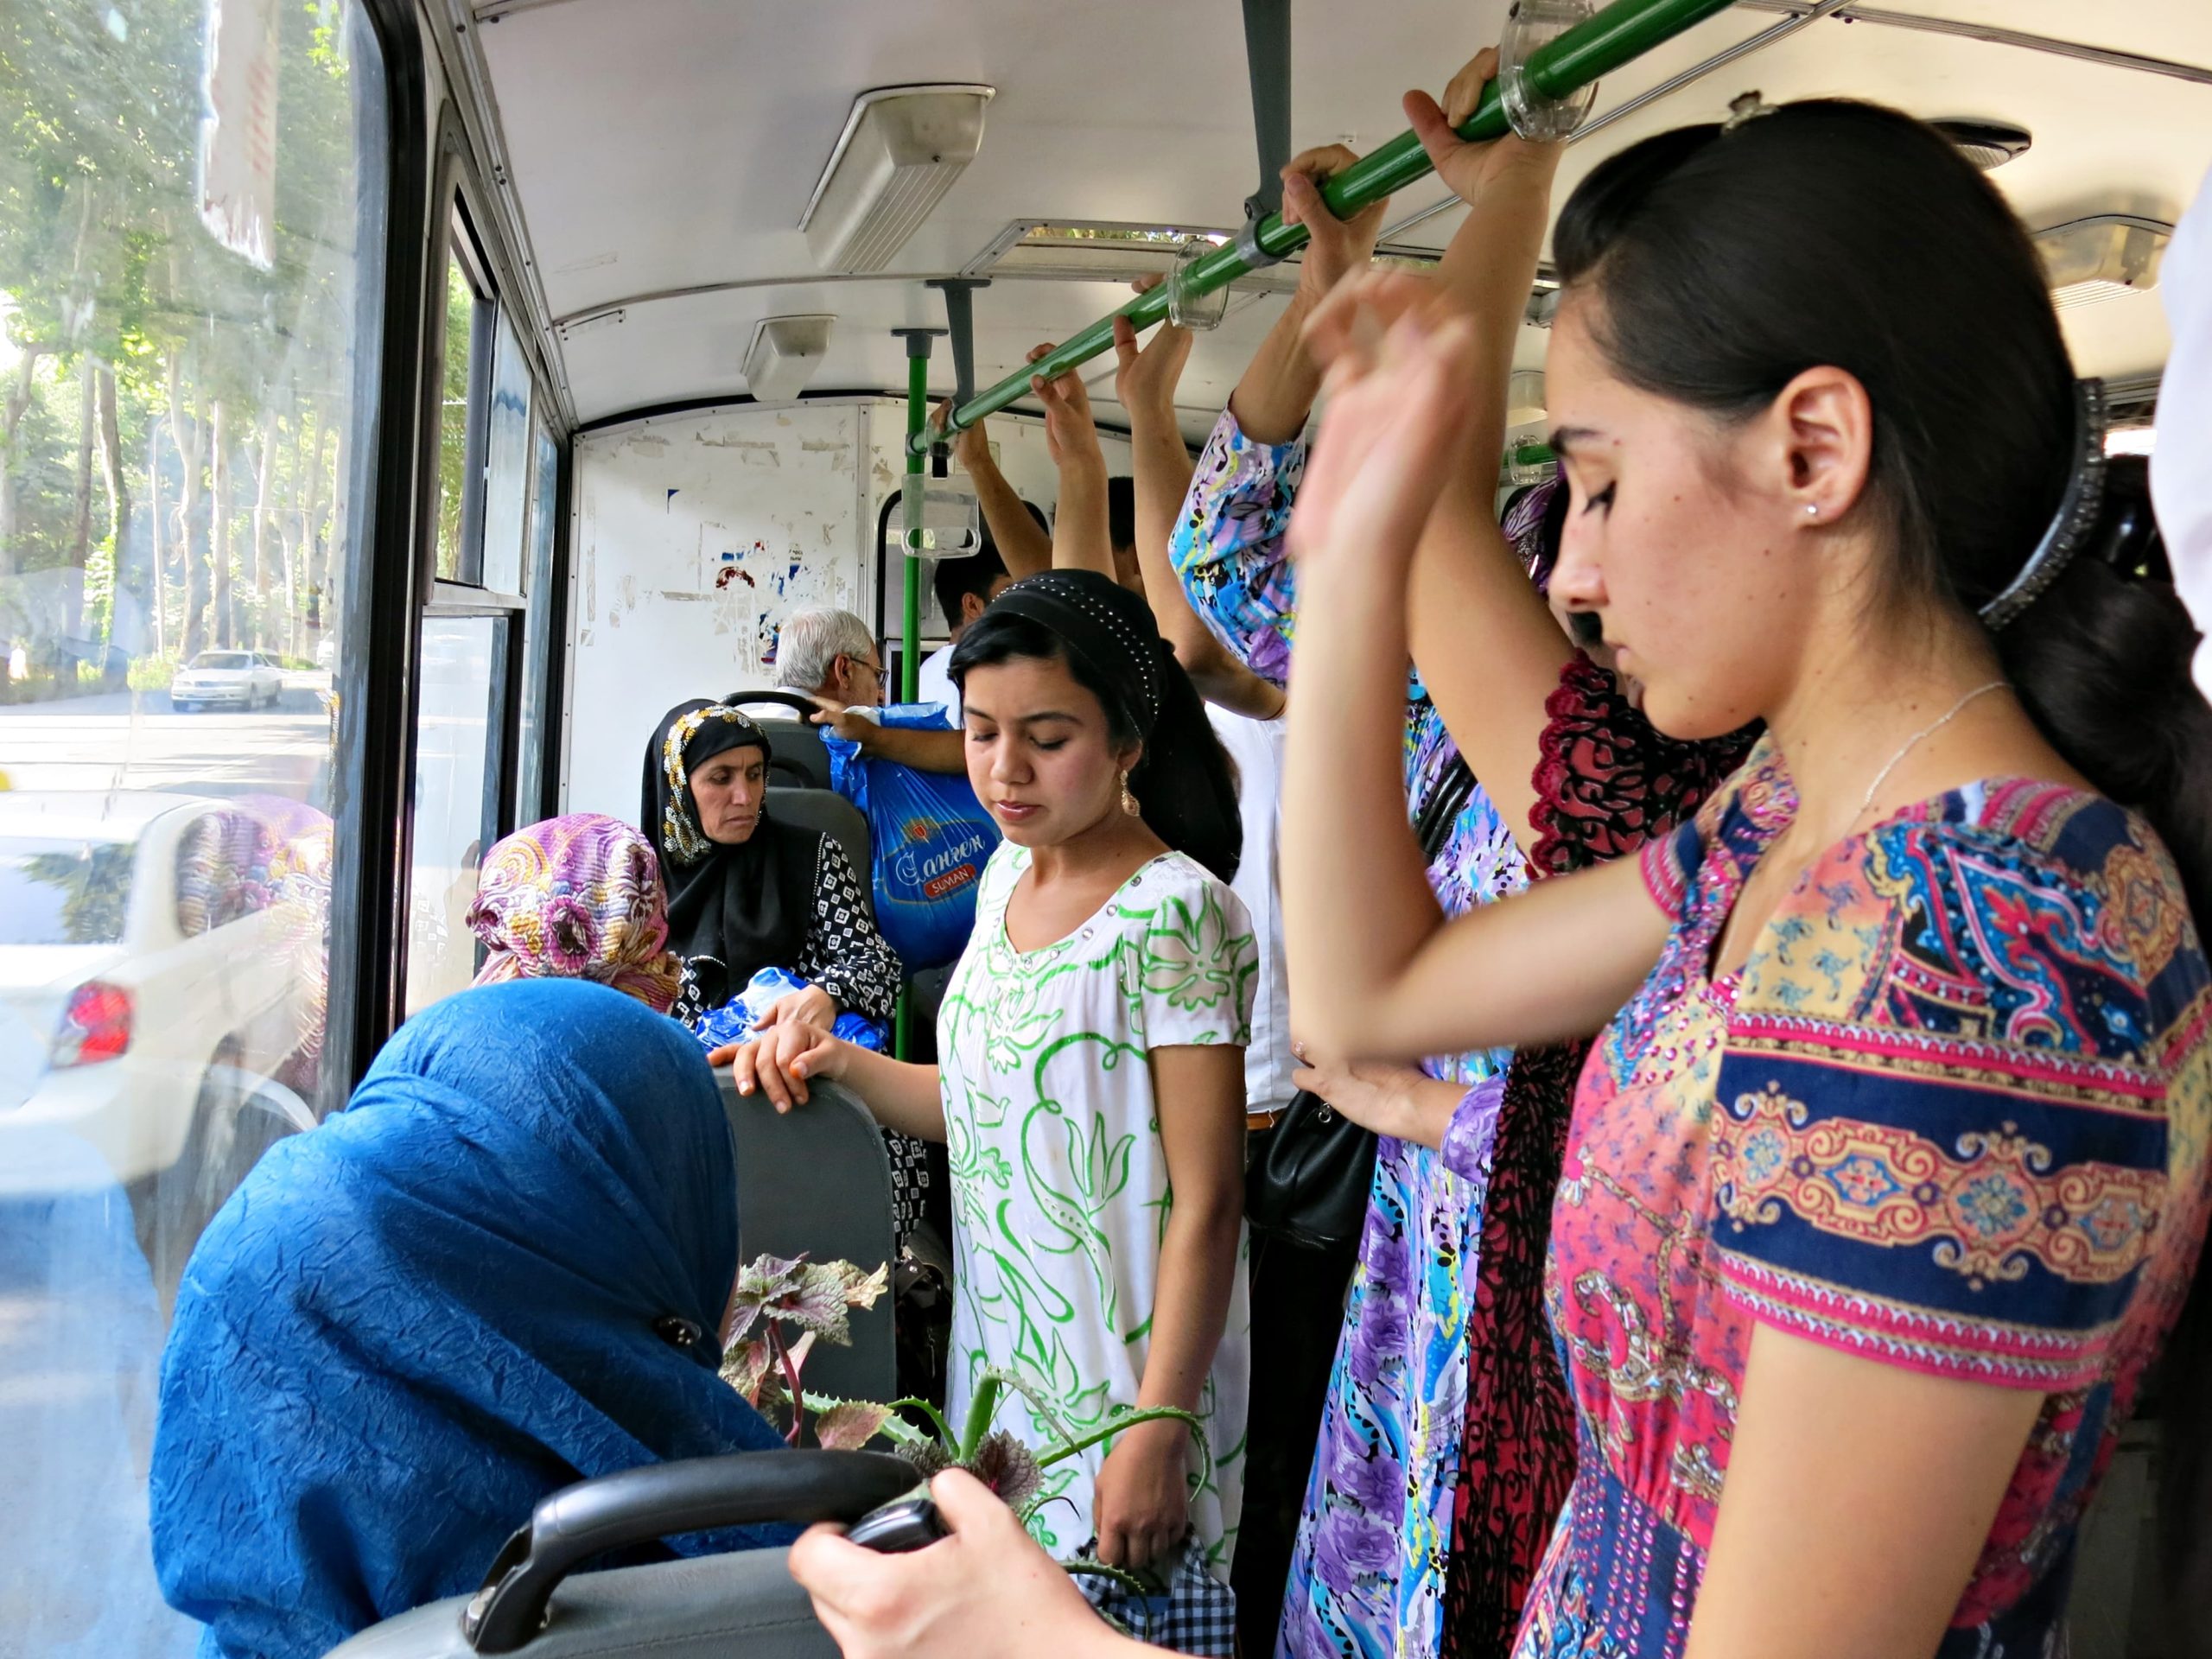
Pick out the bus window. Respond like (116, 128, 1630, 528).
(435, 246, 490, 583)
(0, 0, 389, 1646)
(516, 420, 563, 818)
(480, 310, 534, 597)
(405, 615, 502, 1014)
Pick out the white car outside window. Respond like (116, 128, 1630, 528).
(170, 651, 285, 712)
(0, 792, 311, 1214)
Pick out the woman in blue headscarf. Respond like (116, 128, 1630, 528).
(149, 979, 788, 1659)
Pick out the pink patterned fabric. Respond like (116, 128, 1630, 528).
(1516, 736, 2212, 1657)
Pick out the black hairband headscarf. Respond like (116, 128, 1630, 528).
(640, 701, 817, 1004)
(958, 569, 1243, 885)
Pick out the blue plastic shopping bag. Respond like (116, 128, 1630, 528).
(820, 703, 1000, 969)
(690, 966, 893, 1055)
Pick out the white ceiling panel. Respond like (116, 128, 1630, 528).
(469, 0, 2212, 427)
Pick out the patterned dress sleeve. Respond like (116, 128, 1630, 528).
(796, 835, 904, 1022)
(1126, 862, 1261, 1052)
(1167, 407, 1307, 690)
(1708, 798, 2205, 1390)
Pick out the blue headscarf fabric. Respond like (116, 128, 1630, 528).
(149, 979, 789, 1659)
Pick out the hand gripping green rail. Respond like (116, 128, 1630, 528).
(907, 0, 1740, 455)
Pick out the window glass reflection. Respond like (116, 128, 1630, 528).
(480, 311, 531, 596)
(0, 0, 385, 1648)
(405, 615, 500, 1014)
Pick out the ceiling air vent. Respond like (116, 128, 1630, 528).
(2034, 214, 2171, 311)
(1931, 119, 2032, 171)
(800, 85, 995, 274)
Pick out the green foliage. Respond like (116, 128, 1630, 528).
(0, 0, 370, 664)
(127, 651, 176, 690)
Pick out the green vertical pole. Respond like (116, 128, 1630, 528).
(889, 327, 941, 1061)
(901, 348, 929, 702)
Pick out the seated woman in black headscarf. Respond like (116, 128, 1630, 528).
(644, 701, 927, 1237)
(644, 699, 902, 1035)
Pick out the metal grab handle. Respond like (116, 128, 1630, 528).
(463, 1449, 917, 1653)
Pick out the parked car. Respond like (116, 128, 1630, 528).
(171, 650, 286, 711)
(0, 792, 314, 1247)
(315, 634, 336, 671)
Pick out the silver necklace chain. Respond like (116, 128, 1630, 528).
(1853, 681, 2008, 824)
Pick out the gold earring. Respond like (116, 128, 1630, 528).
(1119, 770, 1140, 817)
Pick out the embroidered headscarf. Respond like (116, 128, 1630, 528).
(468, 812, 683, 1013)
(149, 980, 788, 1659)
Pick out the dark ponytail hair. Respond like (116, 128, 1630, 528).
(1556, 99, 2212, 1633)
(949, 575, 1243, 885)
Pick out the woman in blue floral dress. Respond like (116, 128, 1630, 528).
(1166, 113, 1537, 1659)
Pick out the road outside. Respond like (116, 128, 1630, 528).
(0, 677, 334, 805)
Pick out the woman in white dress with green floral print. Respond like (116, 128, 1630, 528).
(727, 571, 1255, 1655)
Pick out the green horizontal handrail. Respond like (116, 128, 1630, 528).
(910, 0, 1739, 455)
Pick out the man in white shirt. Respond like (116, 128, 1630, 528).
(1205, 702, 1295, 1129)
(914, 540, 1017, 722)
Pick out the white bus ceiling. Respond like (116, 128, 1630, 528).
(440, 0, 2212, 430)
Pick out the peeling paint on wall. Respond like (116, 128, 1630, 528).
(568, 404, 870, 819)
(566, 402, 1129, 822)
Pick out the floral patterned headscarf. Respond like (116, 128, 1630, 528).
(467, 814, 683, 1014)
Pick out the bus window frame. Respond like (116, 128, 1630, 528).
(517, 423, 572, 823)
(443, 219, 499, 588)
(329, 70, 576, 1094)
(325, 0, 433, 1114)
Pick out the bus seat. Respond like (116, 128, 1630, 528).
(322, 1450, 917, 1659)
(724, 691, 836, 791)
(725, 1075, 895, 1407)
(324, 1548, 830, 1659)
(906, 963, 954, 1035)
(765, 788, 870, 909)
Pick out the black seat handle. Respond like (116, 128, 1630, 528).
(721, 690, 824, 719)
(463, 1449, 916, 1653)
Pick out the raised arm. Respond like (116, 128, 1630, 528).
(946, 404, 1051, 580)
(1112, 289, 1286, 721)
(1229, 143, 1391, 443)
(1281, 300, 1664, 1063)
(1023, 343, 1117, 582)
(1397, 54, 1578, 854)
(1166, 144, 1392, 687)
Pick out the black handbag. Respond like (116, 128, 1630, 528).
(1243, 757, 1476, 1251)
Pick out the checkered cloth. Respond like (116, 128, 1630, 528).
(1074, 1535, 1236, 1657)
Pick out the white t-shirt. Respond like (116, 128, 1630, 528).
(938, 845, 1255, 1573)
(2156, 161, 2212, 696)
(1207, 703, 1295, 1118)
(914, 642, 959, 722)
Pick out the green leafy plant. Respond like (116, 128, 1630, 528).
(716, 1254, 1207, 1604)
(718, 1252, 893, 1448)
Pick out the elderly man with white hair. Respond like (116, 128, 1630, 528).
(775, 605, 969, 775)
